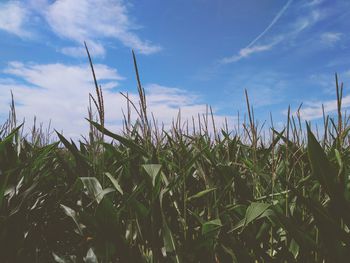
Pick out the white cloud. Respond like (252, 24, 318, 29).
(40, 0, 161, 56)
(0, 62, 230, 139)
(297, 95, 350, 120)
(61, 42, 106, 58)
(1, 62, 124, 138)
(320, 32, 343, 46)
(145, 84, 198, 107)
(0, 0, 161, 56)
(0, 1, 31, 38)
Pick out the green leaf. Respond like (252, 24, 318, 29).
(80, 177, 114, 204)
(96, 188, 115, 201)
(52, 253, 76, 263)
(132, 199, 149, 218)
(244, 202, 271, 226)
(187, 187, 216, 201)
(0, 125, 23, 209)
(142, 164, 162, 187)
(229, 218, 245, 233)
(0, 170, 10, 210)
(84, 248, 98, 263)
(160, 189, 181, 263)
(60, 204, 83, 236)
(202, 218, 222, 235)
(163, 222, 176, 253)
(306, 123, 337, 197)
(289, 238, 300, 259)
(52, 253, 67, 263)
(95, 198, 120, 233)
(277, 213, 318, 252)
(87, 119, 148, 156)
(105, 172, 123, 195)
(334, 149, 343, 171)
(56, 131, 90, 172)
(221, 245, 239, 263)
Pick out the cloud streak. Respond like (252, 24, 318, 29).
(320, 32, 343, 46)
(220, 0, 326, 64)
(221, 0, 293, 64)
(244, 0, 293, 49)
(221, 41, 279, 64)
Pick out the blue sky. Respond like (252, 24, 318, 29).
(0, 0, 350, 138)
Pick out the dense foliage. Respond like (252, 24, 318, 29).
(1, 52, 350, 262)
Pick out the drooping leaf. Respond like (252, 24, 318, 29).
(60, 204, 83, 236)
(87, 119, 148, 156)
(187, 188, 216, 202)
(105, 172, 123, 195)
(160, 189, 181, 263)
(52, 253, 68, 263)
(221, 244, 239, 263)
(142, 164, 162, 187)
(202, 218, 222, 235)
(306, 123, 337, 196)
(244, 202, 271, 227)
(84, 248, 98, 263)
(56, 131, 90, 172)
(289, 238, 300, 259)
(80, 177, 114, 204)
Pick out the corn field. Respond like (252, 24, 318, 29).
(1, 50, 350, 262)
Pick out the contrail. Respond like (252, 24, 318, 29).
(221, 0, 294, 64)
(246, 0, 293, 49)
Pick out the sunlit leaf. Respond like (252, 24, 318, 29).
(105, 172, 123, 195)
(187, 188, 216, 201)
(244, 202, 271, 226)
(60, 204, 83, 236)
(84, 248, 98, 263)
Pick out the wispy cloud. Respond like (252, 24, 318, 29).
(309, 73, 335, 94)
(297, 95, 350, 120)
(320, 32, 343, 46)
(0, 1, 31, 38)
(61, 42, 106, 58)
(303, 0, 324, 7)
(221, 41, 279, 64)
(226, 71, 289, 109)
(221, 0, 293, 64)
(291, 10, 321, 35)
